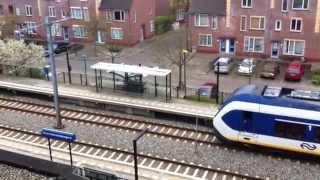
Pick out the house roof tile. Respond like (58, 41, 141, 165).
(100, 0, 133, 10)
(189, 0, 226, 16)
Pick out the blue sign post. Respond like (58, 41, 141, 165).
(41, 128, 76, 167)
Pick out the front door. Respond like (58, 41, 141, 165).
(271, 42, 280, 58)
(140, 25, 145, 42)
(63, 27, 69, 41)
(220, 39, 235, 54)
(238, 111, 257, 143)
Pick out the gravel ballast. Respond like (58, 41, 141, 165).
(0, 163, 52, 180)
(0, 111, 319, 179)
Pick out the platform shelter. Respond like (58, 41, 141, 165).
(90, 62, 172, 101)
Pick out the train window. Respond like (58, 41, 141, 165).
(243, 111, 252, 120)
(314, 127, 320, 143)
(275, 121, 306, 140)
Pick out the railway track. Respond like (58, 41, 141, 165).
(0, 97, 219, 147)
(0, 123, 267, 180)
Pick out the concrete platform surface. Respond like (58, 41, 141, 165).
(0, 76, 217, 119)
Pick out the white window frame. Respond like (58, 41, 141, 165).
(48, 6, 56, 17)
(241, 0, 252, 8)
(112, 10, 125, 21)
(240, 15, 247, 31)
(275, 20, 282, 31)
(283, 39, 305, 56)
(150, 20, 155, 32)
(25, 21, 37, 34)
(70, 7, 82, 20)
(198, 34, 212, 47)
(290, 17, 303, 32)
(72, 25, 88, 38)
(211, 16, 218, 30)
(292, 0, 309, 10)
(82, 7, 89, 21)
(25, 5, 32, 16)
(244, 36, 264, 53)
(194, 14, 209, 27)
(282, 0, 289, 12)
(15, 8, 20, 16)
(250, 16, 265, 30)
(111, 27, 124, 40)
(176, 8, 184, 21)
(50, 23, 61, 36)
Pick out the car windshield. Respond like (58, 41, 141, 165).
(288, 68, 300, 74)
(216, 61, 228, 66)
(241, 60, 253, 67)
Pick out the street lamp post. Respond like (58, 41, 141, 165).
(216, 62, 220, 104)
(45, 16, 63, 129)
(66, 47, 72, 84)
(133, 129, 148, 180)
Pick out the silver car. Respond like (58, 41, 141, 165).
(238, 58, 255, 75)
(214, 57, 233, 74)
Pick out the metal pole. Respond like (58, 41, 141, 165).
(154, 76, 157, 97)
(113, 72, 116, 92)
(195, 117, 198, 153)
(95, 69, 98, 92)
(45, 16, 63, 129)
(133, 139, 138, 180)
(216, 62, 220, 104)
(183, 52, 187, 97)
(47, 138, 52, 161)
(68, 142, 73, 168)
(165, 75, 168, 102)
(133, 129, 148, 180)
(100, 70, 102, 89)
(169, 73, 172, 100)
(84, 57, 88, 86)
(66, 48, 72, 84)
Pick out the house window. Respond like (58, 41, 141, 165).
(71, 7, 82, 19)
(96, 30, 106, 43)
(150, 20, 155, 32)
(50, 23, 61, 36)
(25, 21, 37, 34)
(198, 34, 212, 47)
(72, 25, 87, 38)
(250, 16, 265, 30)
(82, 7, 89, 21)
(292, 0, 309, 10)
(275, 20, 282, 31)
(133, 11, 137, 23)
(244, 36, 264, 53)
(113, 10, 125, 21)
(195, 14, 209, 27)
(48, 6, 56, 17)
(275, 121, 306, 140)
(25, 5, 32, 16)
(176, 8, 184, 21)
(111, 28, 124, 40)
(61, 9, 66, 18)
(242, 0, 252, 8)
(290, 18, 303, 32)
(240, 16, 247, 31)
(0, 5, 3, 16)
(282, 0, 288, 12)
(212, 16, 218, 30)
(16, 8, 20, 16)
(283, 39, 305, 56)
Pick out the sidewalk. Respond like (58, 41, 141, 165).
(0, 76, 218, 119)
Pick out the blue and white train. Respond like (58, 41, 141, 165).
(213, 84, 320, 155)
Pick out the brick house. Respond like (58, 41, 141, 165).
(189, 0, 320, 61)
(99, 0, 170, 46)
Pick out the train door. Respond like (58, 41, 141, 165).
(238, 111, 258, 143)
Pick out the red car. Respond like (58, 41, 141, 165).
(285, 61, 304, 81)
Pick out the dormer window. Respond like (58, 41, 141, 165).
(113, 10, 125, 21)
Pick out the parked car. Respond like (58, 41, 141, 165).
(54, 42, 69, 54)
(212, 57, 233, 74)
(68, 43, 84, 53)
(285, 60, 304, 81)
(197, 82, 218, 99)
(238, 58, 255, 75)
(260, 62, 280, 79)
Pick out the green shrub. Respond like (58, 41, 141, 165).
(155, 16, 175, 34)
(311, 69, 320, 86)
(29, 68, 44, 79)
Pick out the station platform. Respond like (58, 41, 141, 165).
(0, 148, 83, 180)
(0, 76, 217, 119)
